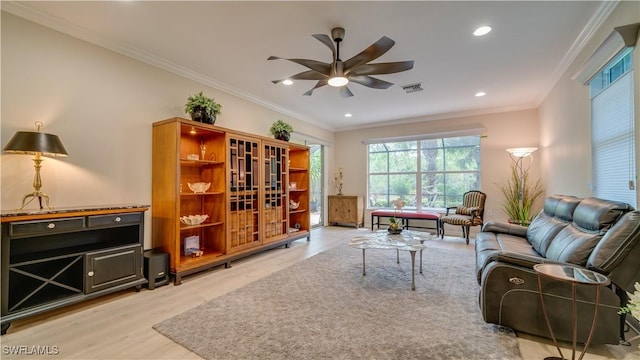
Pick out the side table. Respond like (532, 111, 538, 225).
(534, 263, 610, 360)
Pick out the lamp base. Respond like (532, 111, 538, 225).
(20, 191, 51, 210)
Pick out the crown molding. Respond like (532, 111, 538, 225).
(535, 0, 619, 106)
(335, 103, 537, 132)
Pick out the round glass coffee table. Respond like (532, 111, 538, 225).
(533, 263, 610, 360)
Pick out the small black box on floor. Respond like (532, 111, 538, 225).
(143, 249, 169, 289)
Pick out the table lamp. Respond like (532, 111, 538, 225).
(3, 121, 68, 209)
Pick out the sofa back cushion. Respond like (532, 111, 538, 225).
(572, 197, 631, 232)
(544, 227, 601, 265)
(545, 197, 632, 266)
(527, 195, 580, 256)
(587, 210, 640, 273)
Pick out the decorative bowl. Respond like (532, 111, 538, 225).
(289, 200, 300, 210)
(387, 227, 403, 235)
(187, 182, 211, 193)
(180, 214, 209, 226)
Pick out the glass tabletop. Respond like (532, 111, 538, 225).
(348, 230, 430, 251)
(533, 263, 610, 285)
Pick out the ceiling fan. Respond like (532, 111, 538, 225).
(268, 27, 414, 97)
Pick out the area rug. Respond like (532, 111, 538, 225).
(153, 242, 521, 359)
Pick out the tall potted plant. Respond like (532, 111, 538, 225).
(498, 164, 544, 226)
(185, 92, 222, 125)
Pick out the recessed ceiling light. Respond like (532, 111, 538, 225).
(473, 26, 492, 36)
(475, 92, 487, 97)
(344, 113, 353, 118)
(282, 79, 294, 86)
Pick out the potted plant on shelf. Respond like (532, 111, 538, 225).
(184, 92, 222, 125)
(269, 119, 293, 141)
(498, 164, 544, 226)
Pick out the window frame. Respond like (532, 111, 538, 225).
(366, 135, 481, 211)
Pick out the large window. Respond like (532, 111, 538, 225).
(589, 48, 636, 207)
(368, 135, 481, 209)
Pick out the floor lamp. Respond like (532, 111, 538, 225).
(506, 147, 538, 204)
(3, 122, 68, 210)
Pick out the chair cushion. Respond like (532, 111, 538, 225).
(441, 214, 482, 226)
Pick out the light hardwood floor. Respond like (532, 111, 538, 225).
(1, 226, 638, 359)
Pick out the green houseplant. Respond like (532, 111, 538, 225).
(498, 164, 544, 226)
(184, 92, 222, 125)
(270, 119, 293, 141)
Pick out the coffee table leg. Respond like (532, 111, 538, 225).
(420, 249, 423, 274)
(362, 249, 366, 275)
(397, 249, 400, 264)
(410, 250, 416, 290)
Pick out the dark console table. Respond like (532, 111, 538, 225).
(1, 204, 149, 335)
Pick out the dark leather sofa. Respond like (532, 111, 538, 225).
(475, 194, 640, 344)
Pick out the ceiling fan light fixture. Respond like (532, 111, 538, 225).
(328, 76, 349, 87)
(474, 26, 492, 36)
(282, 79, 294, 85)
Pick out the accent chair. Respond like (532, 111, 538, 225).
(440, 190, 487, 244)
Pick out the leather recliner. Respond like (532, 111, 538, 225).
(475, 195, 640, 344)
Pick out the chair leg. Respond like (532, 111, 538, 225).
(441, 223, 445, 239)
(464, 225, 470, 245)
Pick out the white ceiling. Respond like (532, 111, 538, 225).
(3, 1, 610, 131)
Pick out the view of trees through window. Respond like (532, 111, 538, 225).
(368, 136, 481, 209)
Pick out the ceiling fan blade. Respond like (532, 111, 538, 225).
(343, 36, 395, 72)
(312, 34, 336, 60)
(349, 61, 415, 76)
(268, 56, 331, 75)
(303, 80, 328, 96)
(272, 70, 329, 84)
(349, 75, 394, 89)
(339, 86, 354, 98)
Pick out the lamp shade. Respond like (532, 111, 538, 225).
(506, 147, 537, 158)
(3, 131, 68, 157)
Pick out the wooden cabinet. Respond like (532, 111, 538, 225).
(227, 134, 260, 253)
(288, 144, 311, 234)
(152, 119, 226, 284)
(1, 205, 148, 335)
(328, 195, 364, 228)
(152, 118, 310, 284)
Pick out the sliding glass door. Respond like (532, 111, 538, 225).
(309, 144, 323, 227)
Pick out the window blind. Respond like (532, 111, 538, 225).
(591, 70, 636, 207)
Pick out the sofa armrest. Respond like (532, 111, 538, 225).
(486, 250, 560, 269)
(481, 220, 528, 237)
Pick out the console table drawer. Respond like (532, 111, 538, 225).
(9, 217, 85, 237)
(87, 213, 142, 228)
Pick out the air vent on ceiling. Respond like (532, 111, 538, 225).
(402, 83, 423, 94)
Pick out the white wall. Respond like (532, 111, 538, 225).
(539, 1, 640, 202)
(1, 13, 333, 247)
(333, 109, 541, 224)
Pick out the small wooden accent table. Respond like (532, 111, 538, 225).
(348, 230, 430, 290)
(534, 263, 610, 360)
